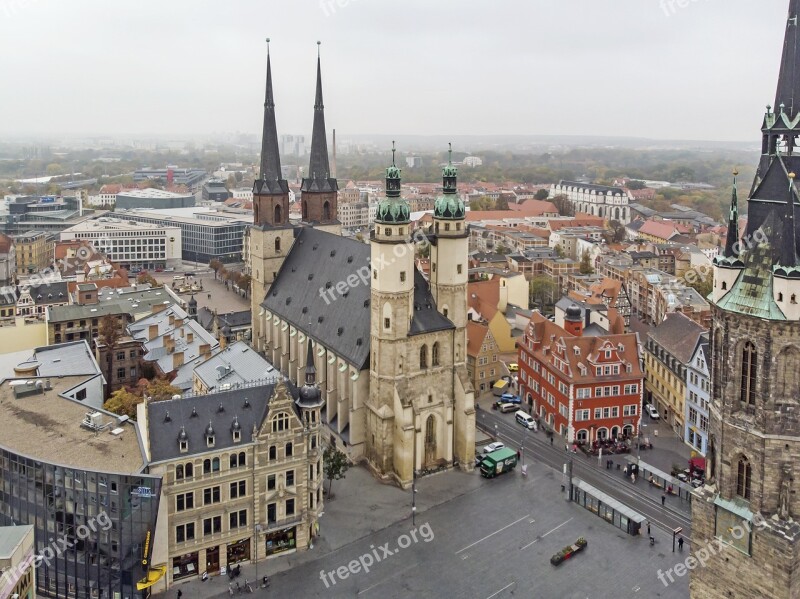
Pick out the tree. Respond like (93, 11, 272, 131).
(554, 245, 566, 259)
(238, 273, 252, 298)
(495, 244, 511, 255)
(45, 163, 64, 176)
(495, 195, 509, 210)
(417, 241, 430, 258)
(580, 250, 594, 275)
(534, 188, 550, 201)
(97, 315, 124, 400)
(323, 446, 350, 500)
(469, 196, 494, 211)
(103, 388, 142, 419)
(626, 180, 646, 190)
(137, 271, 158, 287)
(686, 269, 713, 299)
(607, 219, 627, 243)
(141, 377, 182, 401)
(550, 195, 575, 217)
(529, 275, 558, 309)
(209, 259, 222, 280)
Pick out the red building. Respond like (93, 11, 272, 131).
(518, 306, 643, 444)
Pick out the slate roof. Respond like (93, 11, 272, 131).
(647, 312, 707, 365)
(774, 0, 800, 122)
(193, 341, 279, 392)
(26, 281, 69, 305)
(218, 310, 251, 329)
(146, 384, 280, 463)
(13, 340, 102, 378)
(263, 227, 371, 368)
(409, 269, 454, 336)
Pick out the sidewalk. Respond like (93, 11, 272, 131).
(637, 417, 694, 476)
(159, 465, 487, 598)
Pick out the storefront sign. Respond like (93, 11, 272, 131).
(142, 530, 151, 566)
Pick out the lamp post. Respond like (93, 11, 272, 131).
(411, 422, 417, 526)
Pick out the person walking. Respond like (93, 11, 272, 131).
(177, 591, 183, 599)
(661, 494, 666, 506)
(678, 535, 684, 551)
(647, 521, 651, 536)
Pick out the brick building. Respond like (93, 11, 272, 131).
(518, 308, 643, 444)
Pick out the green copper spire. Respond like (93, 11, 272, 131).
(376, 141, 409, 224)
(434, 142, 465, 220)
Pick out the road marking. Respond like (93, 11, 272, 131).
(357, 563, 417, 596)
(520, 517, 573, 550)
(455, 514, 531, 554)
(529, 519, 536, 524)
(484, 581, 515, 599)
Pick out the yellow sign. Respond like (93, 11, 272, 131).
(136, 565, 166, 591)
(142, 530, 151, 566)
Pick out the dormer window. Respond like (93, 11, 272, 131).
(206, 423, 215, 448)
(178, 426, 188, 453)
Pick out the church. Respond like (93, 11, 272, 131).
(246, 44, 475, 487)
(692, 2, 800, 597)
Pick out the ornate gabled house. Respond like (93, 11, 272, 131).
(692, 2, 800, 597)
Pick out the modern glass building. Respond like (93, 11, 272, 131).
(0, 376, 162, 599)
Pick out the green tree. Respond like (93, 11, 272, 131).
(550, 195, 575, 217)
(529, 275, 557, 309)
(534, 188, 550, 201)
(579, 250, 594, 275)
(323, 446, 350, 500)
(103, 388, 142, 419)
(554, 245, 566, 258)
(469, 196, 494, 211)
(607, 219, 627, 243)
(140, 377, 182, 400)
(45, 163, 64, 176)
(97, 315, 123, 400)
(626, 180, 646, 190)
(686, 269, 713, 299)
(495, 195, 509, 210)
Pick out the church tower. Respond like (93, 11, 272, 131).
(249, 40, 295, 352)
(692, 2, 800, 597)
(367, 144, 414, 477)
(300, 43, 340, 234)
(430, 145, 469, 361)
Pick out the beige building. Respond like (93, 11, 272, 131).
(14, 230, 52, 274)
(141, 368, 324, 590)
(466, 321, 500, 394)
(0, 524, 36, 599)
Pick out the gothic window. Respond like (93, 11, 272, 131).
(432, 342, 440, 366)
(274, 204, 282, 224)
(779, 292, 784, 302)
(425, 415, 435, 445)
(323, 201, 331, 221)
(737, 456, 752, 500)
(302, 201, 308, 220)
(740, 342, 757, 405)
(420, 345, 428, 369)
(275, 237, 281, 253)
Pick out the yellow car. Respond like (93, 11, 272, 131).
(507, 363, 519, 372)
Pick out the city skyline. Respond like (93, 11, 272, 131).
(0, 0, 792, 141)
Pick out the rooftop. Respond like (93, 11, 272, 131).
(9, 340, 101, 379)
(118, 206, 252, 226)
(193, 341, 279, 392)
(116, 188, 193, 199)
(0, 376, 145, 472)
(0, 524, 33, 559)
(648, 312, 707, 364)
(62, 217, 181, 232)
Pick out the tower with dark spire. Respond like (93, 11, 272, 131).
(248, 39, 296, 353)
(694, 3, 800, 598)
(300, 42, 339, 230)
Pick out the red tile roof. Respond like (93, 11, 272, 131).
(639, 220, 680, 241)
(467, 321, 491, 357)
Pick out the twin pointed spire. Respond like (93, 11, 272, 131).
(775, 0, 800, 121)
(302, 41, 336, 192)
(258, 37, 285, 191)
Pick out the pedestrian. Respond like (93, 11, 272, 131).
(177, 591, 183, 599)
(565, 443, 569, 452)
(647, 521, 651, 536)
(550, 436, 553, 446)
(678, 535, 684, 551)
(517, 449, 521, 460)
(661, 494, 666, 506)
(631, 472, 636, 483)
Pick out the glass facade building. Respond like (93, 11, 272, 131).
(0, 449, 161, 599)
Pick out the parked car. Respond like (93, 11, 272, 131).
(480, 447, 518, 478)
(483, 441, 505, 454)
(498, 403, 517, 413)
(646, 404, 660, 419)
(507, 362, 519, 372)
(500, 393, 521, 404)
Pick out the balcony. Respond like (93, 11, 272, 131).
(263, 513, 304, 533)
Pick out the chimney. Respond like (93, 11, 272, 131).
(173, 351, 184, 370)
(148, 324, 158, 341)
(175, 318, 184, 329)
(165, 336, 175, 353)
(199, 343, 211, 359)
(187, 332, 194, 344)
(219, 334, 227, 351)
(168, 314, 175, 326)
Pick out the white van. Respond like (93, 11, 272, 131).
(515, 410, 536, 430)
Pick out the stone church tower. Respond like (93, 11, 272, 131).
(249, 43, 339, 351)
(366, 147, 475, 488)
(692, 3, 800, 597)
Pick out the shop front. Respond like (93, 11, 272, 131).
(226, 538, 251, 566)
(265, 526, 296, 556)
(172, 552, 199, 581)
(206, 546, 220, 574)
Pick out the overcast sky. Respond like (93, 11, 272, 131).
(0, 0, 793, 141)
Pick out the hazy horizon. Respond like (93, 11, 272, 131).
(0, 1, 793, 142)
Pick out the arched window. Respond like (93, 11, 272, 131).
(212, 457, 220, 472)
(425, 415, 435, 445)
(323, 201, 331, 221)
(432, 342, 440, 366)
(420, 345, 428, 369)
(286, 442, 293, 457)
(185, 463, 193, 478)
(176, 465, 184, 480)
(737, 456, 752, 500)
(238, 451, 245, 466)
(203, 459, 211, 474)
(230, 453, 238, 469)
(740, 342, 757, 405)
(269, 446, 276, 460)
(722, 281, 727, 290)
(275, 237, 281, 253)
(302, 201, 308, 220)
(274, 203, 282, 224)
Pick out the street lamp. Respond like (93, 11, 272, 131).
(637, 423, 648, 466)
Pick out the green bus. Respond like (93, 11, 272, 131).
(480, 447, 518, 478)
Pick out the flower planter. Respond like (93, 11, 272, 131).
(550, 538, 587, 566)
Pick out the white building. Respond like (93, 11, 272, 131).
(549, 180, 632, 224)
(232, 188, 253, 201)
(338, 202, 376, 230)
(462, 156, 483, 167)
(60, 217, 183, 269)
(684, 332, 710, 455)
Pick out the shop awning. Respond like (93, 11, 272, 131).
(136, 565, 167, 591)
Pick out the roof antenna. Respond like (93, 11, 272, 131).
(448, 142, 452, 164)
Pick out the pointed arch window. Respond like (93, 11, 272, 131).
(432, 342, 440, 367)
(274, 203, 283, 224)
(323, 201, 331, 221)
(737, 456, 752, 500)
(275, 237, 281, 253)
(740, 342, 757, 405)
(420, 345, 428, 369)
(425, 415, 435, 446)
